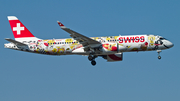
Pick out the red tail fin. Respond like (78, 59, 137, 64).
(7, 16, 39, 41)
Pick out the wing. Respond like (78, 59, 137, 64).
(5, 38, 27, 46)
(57, 21, 101, 48)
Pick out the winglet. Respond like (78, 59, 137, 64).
(57, 21, 66, 29)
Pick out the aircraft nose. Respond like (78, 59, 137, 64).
(167, 41, 174, 48)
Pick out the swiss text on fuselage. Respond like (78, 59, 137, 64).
(119, 36, 145, 43)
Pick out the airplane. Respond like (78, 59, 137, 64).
(4, 16, 174, 66)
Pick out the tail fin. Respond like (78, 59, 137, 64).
(7, 16, 40, 42)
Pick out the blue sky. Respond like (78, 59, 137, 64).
(0, 0, 180, 101)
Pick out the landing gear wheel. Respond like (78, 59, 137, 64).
(157, 50, 162, 60)
(88, 55, 93, 61)
(91, 60, 96, 66)
(158, 56, 161, 59)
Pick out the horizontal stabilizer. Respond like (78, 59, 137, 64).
(5, 38, 27, 46)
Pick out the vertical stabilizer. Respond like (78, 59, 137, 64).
(7, 16, 40, 42)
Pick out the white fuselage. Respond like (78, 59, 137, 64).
(4, 34, 173, 56)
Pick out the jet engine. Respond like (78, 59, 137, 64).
(102, 43, 127, 53)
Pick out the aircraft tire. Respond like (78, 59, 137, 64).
(158, 56, 161, 59)
(91, 60, 96, 66)
(88, 55, 93, 61)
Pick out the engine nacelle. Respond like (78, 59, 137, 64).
(102, 53, 123, 62)
(102, 43, 127, 53)
(117, 44, 127, 52)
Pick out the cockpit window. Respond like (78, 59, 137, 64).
(159, 37, 167, 40)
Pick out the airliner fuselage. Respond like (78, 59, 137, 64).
(4, 16, 174, 66)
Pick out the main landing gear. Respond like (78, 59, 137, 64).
(88, 54, 97, 66)
(91, 60, 96, 66)
(157, 50, 162, 60)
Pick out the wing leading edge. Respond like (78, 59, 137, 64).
(57, 21, 101, 47)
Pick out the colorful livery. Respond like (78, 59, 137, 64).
(4, 16, 174, 65)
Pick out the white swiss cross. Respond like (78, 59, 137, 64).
(13, 23, 24, 35)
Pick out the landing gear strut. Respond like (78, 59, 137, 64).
(157, 50, 162, 60)
(88, 54, 97, 66)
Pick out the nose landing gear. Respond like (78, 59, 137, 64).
(157, 50, 162, 60)
(88, 54, 97, 66)
(158, 56, 161, 59)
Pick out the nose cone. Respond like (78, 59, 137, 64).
(167, 41, 174, 48)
